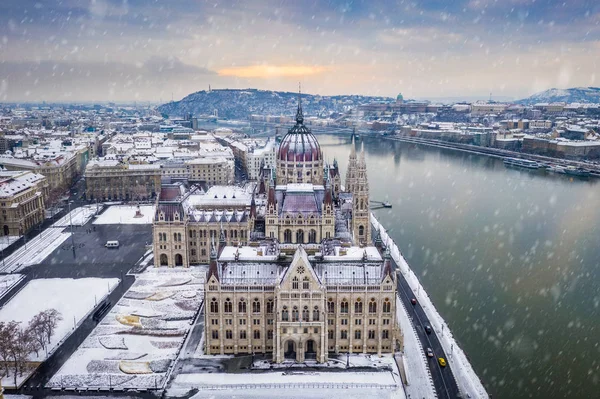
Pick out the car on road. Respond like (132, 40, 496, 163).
(411, 298, 417, 305)
(426, 347, 434, 358)
(425, 325, 432, 334)
(438, 357, 447, 367)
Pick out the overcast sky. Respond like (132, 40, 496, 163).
(0, 0, 599, 102)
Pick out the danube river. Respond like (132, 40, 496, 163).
(317, 134, 599, 399)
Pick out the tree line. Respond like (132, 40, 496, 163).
(0, 309, 62, 387)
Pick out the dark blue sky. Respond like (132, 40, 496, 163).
(0, 0, 598, 101)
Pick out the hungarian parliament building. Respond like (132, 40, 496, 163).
(152, 98, 399, 362)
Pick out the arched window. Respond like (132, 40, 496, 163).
(210, 298, 218, 313)
(224, 298, 232, 313)
(282, 306, 289, 321)
(341, 300, 349, 314)
(173, 232, 177, 241)
(302, 306, 309, 322)
(225, 330, 232, 339)
(368, 298, 377, 313)
(302, 276, 309, 290)
(355, 298, 363, 313)
(383, 298, 391, 313)
(284, 229, 292, 243)
(292, 306, 299, 322)
(266, 299, 274, 314)
(327, 298, 335, 313)
(308, 229, 317, 243)
(292, 276, 299, 290)
(359, 225, 364, 237)
(355, 329, 362, 339)
(240, 330, 247, 339)
(296, 229, 304, 243)
(178, 232, 182, 241)
(238, 298, 247, 313)
(267, 330, 273, 340)
(313, 306, 320, 321)
(253, 330, 260, 339)
(252, 298, 261, 313)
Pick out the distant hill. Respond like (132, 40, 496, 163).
(157, 89, 393, 119)
(517, 87, 600, 104)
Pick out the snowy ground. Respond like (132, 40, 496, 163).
(47, 266, 206, 390)
(167, 370, 403, 398)
(0, 278, 119, 362)
(371, 214, 489, 399)
(252, 353, 397, 371)
(0, 273, 25, 300)
(93, 205, 156, 225)
(0, 205, 100, 273)
(189, 388, 404, 399)
(0, 235, 21, 251)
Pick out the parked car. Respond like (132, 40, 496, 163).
(438, 357, 447, 367)
(411, 298, 417, 305)
(425, 325, 432, 334)
(426, 347, 434, 358)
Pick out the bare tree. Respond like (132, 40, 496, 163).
(131, 183, 147, 204)
(0, 321, 18, 378)
(41, 309, 63, 345)
(27, 314, 46, 356)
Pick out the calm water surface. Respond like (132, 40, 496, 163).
(317, 134, 600, 399)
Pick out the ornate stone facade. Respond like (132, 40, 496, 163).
(204, 245, 398, 363)
(0, 170, 48, 236)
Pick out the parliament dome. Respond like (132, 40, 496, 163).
(277, 100, 322, 162)
(276, 92, 324, 185)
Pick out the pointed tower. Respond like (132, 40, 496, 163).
(352, 142, 371, 245)
(345, 133, 357, 194)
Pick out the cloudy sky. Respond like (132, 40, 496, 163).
(0, 0, 599, 102)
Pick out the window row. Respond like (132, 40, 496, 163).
(210, 297, 275, 314)
(281, 305, 321, 322)
(335, 329, 390, 340)
(327, 298, 392, 314)
(212, 329, 274, 340)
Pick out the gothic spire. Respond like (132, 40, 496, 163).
(295, 82, 304, 125)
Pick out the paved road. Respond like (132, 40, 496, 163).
(393, 258, 461, 399)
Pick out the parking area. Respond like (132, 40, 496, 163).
(25, 217, 153, 280)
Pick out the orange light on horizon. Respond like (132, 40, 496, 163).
(218, 64, 331, 78)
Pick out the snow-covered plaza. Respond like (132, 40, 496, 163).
(93, 205, 155, 225)
(47, 266, 206, 390)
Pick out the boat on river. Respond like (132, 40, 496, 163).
(503, 157, 542, 170)
(564, 166, 591, 177)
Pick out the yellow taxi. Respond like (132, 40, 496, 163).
(438, 357, 447, 367)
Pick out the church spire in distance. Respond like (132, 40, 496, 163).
(295, 82, 304, 125)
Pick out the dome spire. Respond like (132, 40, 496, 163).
(295, 82, 304, 125)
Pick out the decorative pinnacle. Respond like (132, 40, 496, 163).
(296, 82, 304, 125)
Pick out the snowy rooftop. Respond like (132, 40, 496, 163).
(183, 185, 254, 209)
(322, 246, 382, 261)
(0, 170, 46, 198)
(219, 245, 279, 262)
(220, 262, 283, 286)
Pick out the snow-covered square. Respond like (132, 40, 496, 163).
(0, 278, 120, 362)
(93, 205, 156, 225)
(47, 266, 206, 390)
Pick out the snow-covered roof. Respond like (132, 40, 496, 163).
(0, 171, 46, 198)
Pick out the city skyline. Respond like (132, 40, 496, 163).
(0, 0, 599, 102)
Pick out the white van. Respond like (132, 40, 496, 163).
(105, 240, 120, 248)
